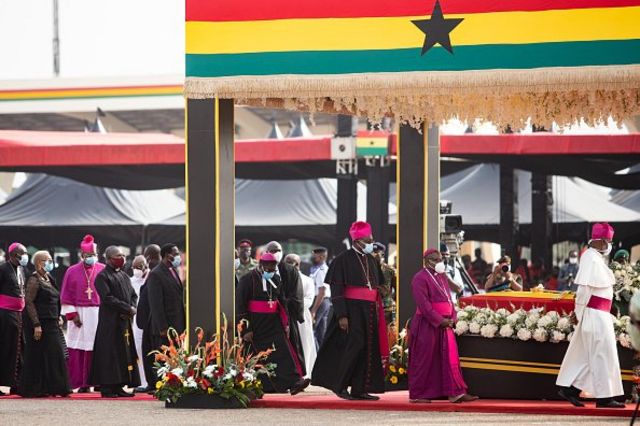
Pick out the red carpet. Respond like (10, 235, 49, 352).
(2, 391, 634, 417)
(253, 391, 634, 418)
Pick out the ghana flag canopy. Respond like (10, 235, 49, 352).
(186, 0, 640, 126)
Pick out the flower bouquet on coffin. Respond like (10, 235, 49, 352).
(153, 317, 276, 409)
(385, 321, 409, 390)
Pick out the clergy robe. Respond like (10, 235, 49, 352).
(408, 267, 467, 399)
(129, 274, 147, 388)
(277, 262, 306, 376)
(89, 265, 140, 388)
(236, 269, 304, 393)
(556, 248, 623, 398)
(312, 249, 387, 395)
(60, 261, 104, 389)
(297, 272, 317, 378)
(0, 261, 26, 388)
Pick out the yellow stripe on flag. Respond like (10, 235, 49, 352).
(186, 6, 640, 54)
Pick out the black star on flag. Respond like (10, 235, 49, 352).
(412, 0, 464, 55)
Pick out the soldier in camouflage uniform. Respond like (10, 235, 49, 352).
(235, 239, 258, 281)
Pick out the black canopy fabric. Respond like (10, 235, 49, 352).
(0, 174, 184, 250)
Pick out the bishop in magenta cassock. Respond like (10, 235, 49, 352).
(60, 235, 105, 392)
(408, 248, 477, 403)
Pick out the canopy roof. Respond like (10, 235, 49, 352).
(185, 0, 640, 125)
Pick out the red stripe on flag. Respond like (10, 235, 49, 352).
(187, 0, 640, 22)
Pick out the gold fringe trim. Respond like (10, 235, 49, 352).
(185, 65, 640, 127)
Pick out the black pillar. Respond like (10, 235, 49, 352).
(397, 123, 424, 324)
(186, 98, 235, 338)
(334, 114, 358, 256)
(499, 166, 519, 262)
(366, 161, 390, 249)
(531, 172, 553, 271)
(335, 176, 358, 255)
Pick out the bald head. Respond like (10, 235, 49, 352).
(104, 246, 122, 259)
(266, 241, 283, 263)
(284, 253, 301, 270)
(144, 244, 161, 270)
(132, 255, 147, 269)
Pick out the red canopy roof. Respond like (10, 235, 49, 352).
(0, 130, 638, 167)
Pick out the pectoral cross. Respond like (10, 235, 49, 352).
(85, 286, 93, 300)
(124, 329, 131, 346)
(268, 299, 275, 309)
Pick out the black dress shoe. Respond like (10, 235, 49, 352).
(101, 392, 119, 398)
(351, 393, 380, 401)
(116, 389, 135, 397)
(0, 389, 6, 396)
(335, 390, 356, 400)
(77, 387, 91, 393)
(135, 386, 151, 393)
(558, 388, 584, 407)
(289, 378, 311, 395)
(596, 399, 625, 408)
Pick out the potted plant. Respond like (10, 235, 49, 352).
(153, 317, 276, 409)
(385, 321, 409, 391)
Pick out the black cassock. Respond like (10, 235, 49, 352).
(89, 265, 140, 388)
(277, 262, 306, 376)
(0, 261, 25, 388)
(236, 269, 304, 393)
(312, 249, 386, 395)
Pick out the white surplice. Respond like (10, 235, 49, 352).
(297, 272, 317, 378)
(556, 248, 623, 398)
(129, 275, 147, 388)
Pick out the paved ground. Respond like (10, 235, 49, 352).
(0, 399, 629, 425)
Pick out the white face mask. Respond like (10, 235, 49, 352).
(569, 257, 578, 264)
(600, 242, 613, 256)
(434, 262, 446, 274)
(234, 258, 241, 269)
(273, 252, 283, 263)
(133, 269, 144, 279)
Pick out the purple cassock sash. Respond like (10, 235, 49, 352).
(587, 295, 612, 312)
(0, 294, 25, 311)
(344, 285, 390, 360)
(247, 300, 304, 377)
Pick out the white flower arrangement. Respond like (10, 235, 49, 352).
(516, 328, 532, 341)
(455, 305, 630, 347)
(455, 320, 469, 336)
(533, 328, 548, 342)
(480, 324, 498, 338)
(499, 324, 514, 338)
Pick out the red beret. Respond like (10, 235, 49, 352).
(260, 252, 278, 262)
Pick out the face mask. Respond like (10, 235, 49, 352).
(44, 261, 54, 273)
(272, 252, 283, 263)
(434, 262, 446, 274)
(112, 257, 125, 270)
(0, 256, 4, 263)
(569, 257, 578, 264)
(171, 255, 182, 269)
(19, 254, 29, 267)
(600, 242, 612, 256)
(262, 271, 275, 281)
(234, 258, 241, 269)
(133, 269, 144, 279)
(84, 256, 97, 266)
(362, 243, 375, 254)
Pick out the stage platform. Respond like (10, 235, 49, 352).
(1, 390, 634, 418)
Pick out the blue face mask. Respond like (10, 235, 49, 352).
(171, 255, 182, 269)
(19, 254, 29, 267)
(362, 243, 375, 254)
(262, 271, 275, 281)
(44, 261, 54, 273)
(84, 256, 97, 266)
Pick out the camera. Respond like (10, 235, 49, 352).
(500, 263, 510, 273)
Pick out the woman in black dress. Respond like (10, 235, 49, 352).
(19, 250, 71, 397)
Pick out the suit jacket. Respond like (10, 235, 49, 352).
(146, 262, 186, 336)
(136, 281, 151, 330)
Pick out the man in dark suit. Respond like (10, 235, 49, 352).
(146, 243, 186, 350)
